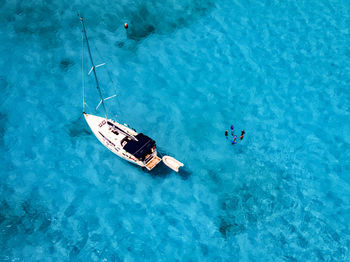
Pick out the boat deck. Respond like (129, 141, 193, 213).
(145, 156, 162, 170)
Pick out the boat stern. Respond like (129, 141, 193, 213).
(144, 155, 162, 170)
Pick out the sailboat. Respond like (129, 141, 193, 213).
(79, 16, 184, 172)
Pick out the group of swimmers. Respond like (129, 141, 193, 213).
(225, 125, 245, 144)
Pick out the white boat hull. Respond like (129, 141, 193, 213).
(84, 113, 161, 170)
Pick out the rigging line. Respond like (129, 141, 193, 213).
(82, 30, 85, 113)
(79, 16, 108, 119)
(92, 42, 122, 117)
(157, 149, 164, 158)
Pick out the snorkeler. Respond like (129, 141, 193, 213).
(232, 135, 237, 144)
(240, 130, 245, 140)
(225, 130, 228, 138)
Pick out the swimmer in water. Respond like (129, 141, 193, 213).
(240, 130, 245, 140)
(232, 135, 237, 144)
(225, 130, 228, 139)
(230, 124, 234, 136)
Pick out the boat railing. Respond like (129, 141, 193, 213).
(144, 154, 154, 164)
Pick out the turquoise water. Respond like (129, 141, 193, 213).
(1, 0, 350, 261)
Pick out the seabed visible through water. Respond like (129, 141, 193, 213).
(0, 0, 350, 261)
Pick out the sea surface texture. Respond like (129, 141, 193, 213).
(1, 0, 350, 261)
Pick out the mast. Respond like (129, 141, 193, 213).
(79, 16, 108, 119)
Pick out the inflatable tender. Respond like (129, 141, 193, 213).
(162, 156, 184, 172)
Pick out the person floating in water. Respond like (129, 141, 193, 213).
(230, 124, 234, 136)
(232, 135, 237, 144)
(240, 130, 245, 140)
(225, 130, 228, 139)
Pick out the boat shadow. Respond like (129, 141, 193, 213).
(149, 162, 191, 180)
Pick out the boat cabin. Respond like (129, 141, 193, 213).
(122, 133, 156, 161)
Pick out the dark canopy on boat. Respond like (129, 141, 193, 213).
(123, 133, 156, 159)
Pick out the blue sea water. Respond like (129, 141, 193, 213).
(1, 0, 350, 261)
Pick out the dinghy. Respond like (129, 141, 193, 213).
(162, 156, 184, 172)
(79, 16, 183, 172)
